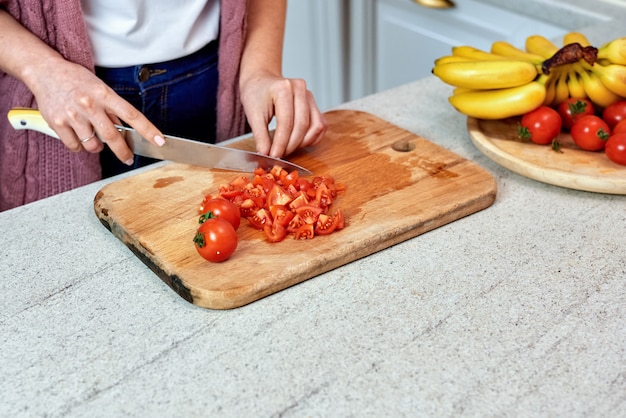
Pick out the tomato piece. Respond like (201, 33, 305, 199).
(605, 132, 626, 165)
(295, 204, 323, 224)
(519, 106, 562, 145)
(239, 198, 260, 218)
(264, 223, 287, 242)
(269, 205, 295, 227)
(247, 208, 272, 230)
(198, 198, 241, 230)
(602, 100, 626, 129)
(557, 98, 595, 131)
(289, 192, 309, 210)
(193, 218, 238, 262)
(294, 224, 315, 240)
(252, 174, 275, 193)
(314, 213, 338, 235)
(334, 210, 345, 230)
(571, 115, 611, 151)
(315, 183, 333, 211)
(296, 178, 313, 193)
(267, 184, 293, 207)
(287, 214, 305, 233)
(282, 170, 299, 189)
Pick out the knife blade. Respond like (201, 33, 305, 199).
(7, 108, 312, 175)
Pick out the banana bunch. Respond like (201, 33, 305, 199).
(432, 32, 626, 119)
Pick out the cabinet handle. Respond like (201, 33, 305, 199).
(413, 0, 455, 8)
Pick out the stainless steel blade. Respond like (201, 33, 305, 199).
(119, 127, 312, 175)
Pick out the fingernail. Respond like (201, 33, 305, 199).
(125, 157, 134, 166)
(155, 135, 165, 146)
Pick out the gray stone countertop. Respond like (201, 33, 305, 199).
(2, 2, 626, 417)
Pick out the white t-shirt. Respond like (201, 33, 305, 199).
(81, 0, 220, 67)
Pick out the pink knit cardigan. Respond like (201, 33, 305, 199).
(0, 0, 247, 211)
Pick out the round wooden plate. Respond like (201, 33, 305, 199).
(467, 117, 626, 195)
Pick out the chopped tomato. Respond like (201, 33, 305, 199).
(198, 164, 346, 243)
(270, 205, 295, 227)
(267, 184, 293, 207)
(295, 205, 323, 224)
(264, 223, 287, 242)
(247, 208, 272, 230)
(294, 224, 315, 240)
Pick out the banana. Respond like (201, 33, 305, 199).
(566, 69, 587, 99)
(490, 40, 544, 64)
(563, 32, 591, 47)
(432, 59, 539, 90)
(580, 60, 626, 98)
(451, 45, 505, 61)
(573, 62, 621, 108)
(434, 55, 473, 66)
(553, 69, 571, 106)
(543, 71, 558, 106)
(597, 37, 626, 65)
(448, 76, 547, 119)
(525, 35, 559, 59)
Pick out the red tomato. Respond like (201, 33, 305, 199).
(519, 106, 562, 145)
(602, 100, 626, 129)
(193, 218, 238, 262)
(557, 98, 595, 130)
(612, 119, 626, 135)
(605, 133, 626, 165)
(264, 223, 287, 242)
(294, 224, 315, 240)
(570, 115, 611, 151)
(247, 208, 272, 230)
(199, 197, 241, 230)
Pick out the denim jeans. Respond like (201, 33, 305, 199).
(95, 41, 219, 178)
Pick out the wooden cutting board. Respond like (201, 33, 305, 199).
(468, 117, 626, 194)
(94, 110, 496, 309)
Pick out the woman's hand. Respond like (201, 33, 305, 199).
(240, 71, 327, 158)
(0, 9, 165, 165)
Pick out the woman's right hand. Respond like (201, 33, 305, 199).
(0, 9, 165, 165)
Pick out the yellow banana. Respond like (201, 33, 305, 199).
(574, 62, 621, 108)
(553, 69, 571, 106)
(580, 60, 626, 98)
(566, 69, 587, 99)
(597, 37, 626, 65)
(490, 40, 544, 64)
(434, 55, 473, 66)
(563, 32, 591, 47)
(451, 45, 505, 61)
(432, 59, 539, 90)
(525, 35, 559, 59)
(543, 71, 558, 106)
(448, 76, 547, 119)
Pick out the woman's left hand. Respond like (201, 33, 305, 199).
(240, 72, 327, 158)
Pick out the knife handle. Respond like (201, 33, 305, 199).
(7, 108, 60, 139)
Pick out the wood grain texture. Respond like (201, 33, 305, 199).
(94, 110, 497, 309)
(468, 117, 626, 194)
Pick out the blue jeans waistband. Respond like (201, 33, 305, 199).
(94, 40, 219, 87)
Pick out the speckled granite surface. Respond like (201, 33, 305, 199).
(2, 1, 626, 416)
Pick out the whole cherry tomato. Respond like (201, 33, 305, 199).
(519, 106, 562, 145)
(570, 115, 611, 151)
(602, 100, 626, 129)
(557, 98, 595, 130)
(193, 218, 238, 262)
(605, 133, 626, 165)
(199, 197, 241, 230)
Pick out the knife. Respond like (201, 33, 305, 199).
(7, 108, 312, 175)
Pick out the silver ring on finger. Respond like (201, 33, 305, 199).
(80, 130, 96, 143)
